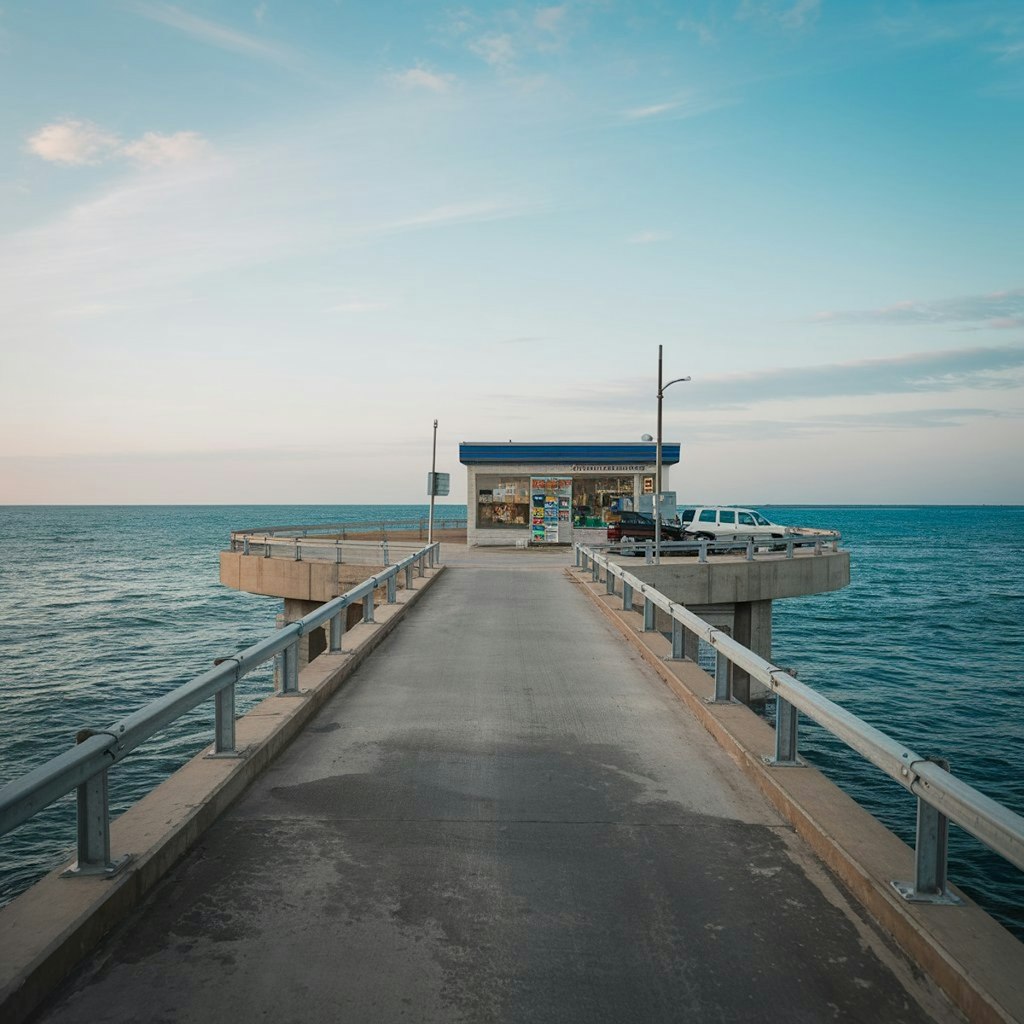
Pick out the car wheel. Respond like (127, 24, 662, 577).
(695, 531, 714, 541)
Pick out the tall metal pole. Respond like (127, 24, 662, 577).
(428, 418, 438, 544)
(655, 345, 663, 565)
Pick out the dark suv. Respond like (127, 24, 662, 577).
(606, 511, 685, 553)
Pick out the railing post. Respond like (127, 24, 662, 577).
(699, 539, 708, 564)
(215, 683, 236, 753)
(294, 542, 301, 561)
(405, 563, 414, 589)
(242, 536, 250, 555)
(713, 648, 732, 702)
(643, 597, 656, 632)
(622, 580, 633, 610)
(382, 541, 389, 566)
(336, 543, 342, 564)
(418, 554, 425, 578)
(592, 558, 600, 582)
(746, 538, 754, 561)
(281, 640, 299, 694)
(428, 545, 436, 568)
(786, 538, 795, 559)
(574, 545, 581, 567)
(773, 696, 799, 764)
(893, 758, 961, 904)
(72, 771, 112, 874)
(329, 610, 345, 652)
(644, 540, 653, 564)
(387, 574, 397, 604)
(671, 619, 684, 660)
(606, 569, 615, 595)
(363, 587, 376, 623)
(815, 538, 823, 555)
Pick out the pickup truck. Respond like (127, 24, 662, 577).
(606, 511, 686, 554)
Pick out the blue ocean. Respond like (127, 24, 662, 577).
(0, 505, 1021, 941)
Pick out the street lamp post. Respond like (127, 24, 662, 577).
(655, 345, 691, 565)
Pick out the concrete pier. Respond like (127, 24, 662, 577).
(27, 552, 971, 1024)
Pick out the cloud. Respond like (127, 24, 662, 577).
(26, 120, 121, 165)
(391, 66, 456, 93)
(470, 33, 517, 68)
(623, 94, 734, 122)
(736, 0, 821, 31)
(383, 199, 528, 232)
(132, 1, 294, 65)
(27, 119, 211, 168)
(541, 344, 1024, 415)
(813, 288, 1024, 329)
(628, 230, 671, 244)
(535, 6, 568, 34)
(121, 131, 210, 166)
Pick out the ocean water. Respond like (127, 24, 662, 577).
(0, 504, 1021, 941)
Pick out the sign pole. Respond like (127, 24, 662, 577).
(428, 418, 438, 544)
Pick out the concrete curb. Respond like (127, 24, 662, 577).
(568, 565, 1024, 1024)
(0, 566, 446, 1024)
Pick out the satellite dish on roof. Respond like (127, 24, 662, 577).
(641, 434, 653, 441)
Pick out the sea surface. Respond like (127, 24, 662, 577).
(0, 504, 1021, 941)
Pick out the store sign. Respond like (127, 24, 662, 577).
(569, 464, 648, 472)
(427, 472, 450, 496)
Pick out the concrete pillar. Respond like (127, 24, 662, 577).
(732, 599, 772, 704)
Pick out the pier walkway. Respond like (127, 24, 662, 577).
(34, 553, 957, 1023)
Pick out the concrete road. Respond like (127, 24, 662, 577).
(36, 564, 959, 1023)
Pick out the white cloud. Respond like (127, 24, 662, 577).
(27, 119, 211, 169)
(470, 33, 516, 68)
(623, 95, 733, 121)
(535, 6, 567, 34)
(391, 67, 456, 93)
(628, 230, 671, 244)
(132, 1, 294, 65)
(27, 120, 121, 166)
(121, 131, 210, 166)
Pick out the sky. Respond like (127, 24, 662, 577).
(1, 0, 1022, 505)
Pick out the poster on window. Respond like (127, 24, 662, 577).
(531, 476, 572, 543)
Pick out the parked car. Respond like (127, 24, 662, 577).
(607, 511, 686, 554)
(677, 506, 789, 542)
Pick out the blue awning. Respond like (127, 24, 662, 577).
(459, 442, 680, 466)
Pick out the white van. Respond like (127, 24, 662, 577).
(677, 506, 788, 542)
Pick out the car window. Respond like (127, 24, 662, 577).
(752, 512, 771, 526)
(680, 508, 695, 523)
(698, 509, 717, 523)
(719, 510, 736, 524)
(738, 512, 755, 526)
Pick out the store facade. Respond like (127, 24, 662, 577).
(459, 442, 681, 547)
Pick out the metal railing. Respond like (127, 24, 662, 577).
(575, 542, 1024, 904)
(0, 542, 441, 879)
(230, 518, 467, 542)
(599, 531, 841, 564)
(229, 535, 428, 566)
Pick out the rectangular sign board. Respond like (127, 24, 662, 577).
(427, 472, 450, 497)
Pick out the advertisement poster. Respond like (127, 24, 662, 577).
(531, 477, 572, 543)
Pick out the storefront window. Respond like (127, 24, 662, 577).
(476, 475, 530, 529)
(571, 476, 637, 527)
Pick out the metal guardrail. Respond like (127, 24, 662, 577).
(230, 535, 428, 566)
(230, 518, 467, 541)
(0, 542, 441, 878)
(602, 531, 842, 564)
(574, 542, 1024, 904)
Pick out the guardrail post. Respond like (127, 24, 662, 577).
(329, 610, 345, 652)
(645, 540, 653, 564)
(574, 545, 580, 567)
(786, 538, 795, 559)
(363, 588, 376, 623)
(814, 538, 823, 555)
(264, 542, 271, 558)
(746, 538, 754, 561)
(713, 648, 732, 702)
(606, 569, 615, 595)
(893, 758, 961, 904)
(281, 640, 300, 694)
(418, 554, 425, 578)
(592, 558, 600, 582)
(773, 696, 799, 764)
(580, 549, 588, 571)
(643, 597, 656, 632)
(215, 683, 236, 754)
(242, 537, 250, 555)
(387, 574, 397, 604)
(69, 770, 114, 875)
(336, 543, 342, 564)
(622, 581, 633, 611)
(428, 545, 436, 568)
(382, 541, 389, 566)
(294, 542, 302, 562)
(405, 563, 414, 589)
(671, 619, 684, 660)
(699, 539, 708, 564)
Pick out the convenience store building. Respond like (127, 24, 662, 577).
(459, 442, 681, 547)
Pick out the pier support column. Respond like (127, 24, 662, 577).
(732, 599, 772, 704)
